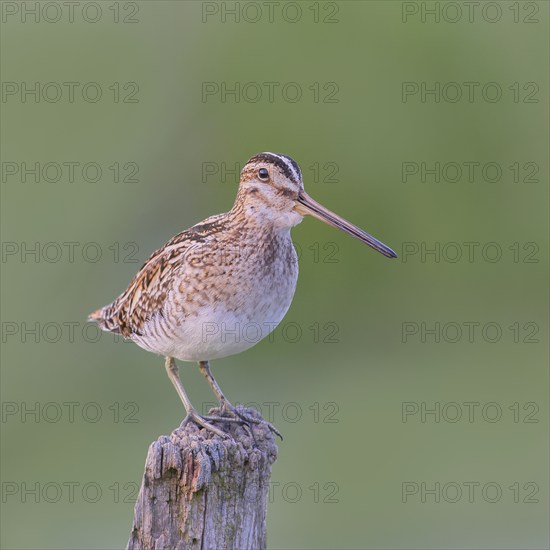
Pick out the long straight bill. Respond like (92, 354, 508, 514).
(296, 191, 397, 258)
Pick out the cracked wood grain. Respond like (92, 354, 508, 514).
(127, 408, 278, 550)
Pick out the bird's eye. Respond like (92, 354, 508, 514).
(258, 168, 269, 181)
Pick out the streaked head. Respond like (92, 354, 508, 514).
(237, 152, 397, 258)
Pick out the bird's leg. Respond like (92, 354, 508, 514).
(164, 356, 228, 439)
(199, 360, 283, 440)
(198, 360, 231, 412)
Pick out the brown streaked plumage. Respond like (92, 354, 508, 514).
(89, 212, 229, 337)
(89, 152, 396, 438)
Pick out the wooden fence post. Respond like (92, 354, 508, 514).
(127, 407, 278, 550)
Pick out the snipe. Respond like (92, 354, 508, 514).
(89, 153, 396, 438)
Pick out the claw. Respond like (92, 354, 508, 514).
(222, 403, 283, 441)
(182, 409, 229, 439)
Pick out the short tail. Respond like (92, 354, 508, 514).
(88, 308, 104, 323)
(88, 304, 122, 334)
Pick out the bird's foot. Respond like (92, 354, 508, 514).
(180, 408, 229, 439)
(205, 401, 283, 440)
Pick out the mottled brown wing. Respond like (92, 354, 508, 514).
(89, 213, 227, 337)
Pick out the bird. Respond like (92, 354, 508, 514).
(89, 152, 396, 438)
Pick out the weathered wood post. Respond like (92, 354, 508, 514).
(127, 407, 278, 550)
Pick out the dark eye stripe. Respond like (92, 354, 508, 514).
(279, 187, 295, 198)
(247, 153, 300, 184)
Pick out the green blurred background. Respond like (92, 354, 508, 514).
(1, 1, 548, 548)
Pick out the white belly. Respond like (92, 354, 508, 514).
(133, 239, 299, 362)
(134, 299, 292, 362)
